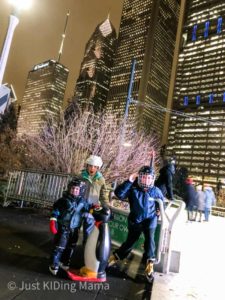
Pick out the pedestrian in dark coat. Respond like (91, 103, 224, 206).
(183, 178, 198, 221)
(155, 158, 176, 200)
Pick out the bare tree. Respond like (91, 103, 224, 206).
(18, 110, 160, 184)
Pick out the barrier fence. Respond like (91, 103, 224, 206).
(3, 170, 225, 218)
(3, 170, 72, 208)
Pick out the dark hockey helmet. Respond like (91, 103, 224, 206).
(138, 160, 155, 190)
(138, 165, 155, 176)
(67, 177, 87, 198)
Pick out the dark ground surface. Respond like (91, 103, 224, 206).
(0, 206, 153, 300)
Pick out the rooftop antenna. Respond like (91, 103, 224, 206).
(107, 9, 110, 20)
(57, 10, 70, 63)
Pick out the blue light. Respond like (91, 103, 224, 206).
(192, 25, 197, 41)
(217, 17, 223, 34)
(209, 94, 213, 104)
(204, 21, 210, 38)
(223, 92, 225, 102)
(184, 96, 188, 106)
(196, 95, 201, 105)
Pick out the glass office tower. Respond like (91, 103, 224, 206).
(17, 60, 68, 136)
(167, 0, 225, 185)
(74, 17, 117, 112)
(106, 0, 180, 137)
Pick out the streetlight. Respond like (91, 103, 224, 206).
(113, 59, 136, 189)
(118, 58, 136, 152)
(0, 0, 32, 85)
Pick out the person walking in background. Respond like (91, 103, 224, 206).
(108, 157, 164, 279)
(216, 180, 223, 197)
(183, 178, 198, 221)
(196, 185, 205, 222)
(80, 155, 109, 245)
(204, 185, 216, 222)
(155, 157, 176, 201)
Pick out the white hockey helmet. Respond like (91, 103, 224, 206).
(86, 155, 103, 168)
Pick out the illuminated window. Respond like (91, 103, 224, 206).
(217, 17, 223, 34)
(204, 21, 210, 38)
(196, 95, 201, 105)
(184, 96, 188, 106)
(208, 93, 213, 104)
(192, 24, 197, 41)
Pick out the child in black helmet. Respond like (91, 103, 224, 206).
(108, 156, 164, 279)
(49, 177, 90, 275)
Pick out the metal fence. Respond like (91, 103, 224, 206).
(3, 170, 72, 208)
(212, 206, 225, 218)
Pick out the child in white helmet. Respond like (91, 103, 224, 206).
(80, 155, 109, 244)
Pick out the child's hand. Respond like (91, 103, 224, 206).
(49, 218, 57, 235)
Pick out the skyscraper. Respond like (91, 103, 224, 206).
(106, 0, 180, 137)
(17, 60, 68, 136)
(166, 0, 225, 185)
(74, 16, 117, 112)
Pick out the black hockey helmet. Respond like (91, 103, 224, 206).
(67, 177, 87, 198)
(138, 153, 155, 189)
(138, 165, 155, 176)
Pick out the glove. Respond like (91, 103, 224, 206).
(49, 218, 58, 235)
(129, 173, 138, 183)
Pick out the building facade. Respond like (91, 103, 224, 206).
(17, 60, 68, 136)
(106, 0, 180, 137)
(167, 0, 225, 185)
(74, 17, 117, 113)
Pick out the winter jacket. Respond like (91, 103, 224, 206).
(155, 164, 175, 200)
(183, 183, 197, 209)
(81, 169, 109, 206)
(114, 180, 164, 229)
(51, 192, 90, 229)
(196, 191, 205, 211)
(204, 189, 216, 209)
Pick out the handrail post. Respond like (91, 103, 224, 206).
(155, 198, 185, 273)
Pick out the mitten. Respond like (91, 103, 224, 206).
(49, 218, 58, 235)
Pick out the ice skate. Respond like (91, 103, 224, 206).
(49, 265, 59, 276)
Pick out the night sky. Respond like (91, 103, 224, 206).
(0, 0, 124, 105)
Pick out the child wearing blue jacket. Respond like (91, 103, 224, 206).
(108, 164, 164, 278)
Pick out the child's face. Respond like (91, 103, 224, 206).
(87, 165, 99, 176)
(140, 174, 154, 186)
(70, 186, 80, 196)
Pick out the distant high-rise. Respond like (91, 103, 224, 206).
(106, 0, 180, 137)
(167, 0, 225, 185)
(74, 16, 117, 112)
(17, 60, 68, 136)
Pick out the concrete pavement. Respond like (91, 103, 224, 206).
(0, 206, 152, 300)
(151, 211, 225, 300)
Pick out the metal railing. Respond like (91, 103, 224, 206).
(212, 206, 225, 218)
(3, 170, 72, 208)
